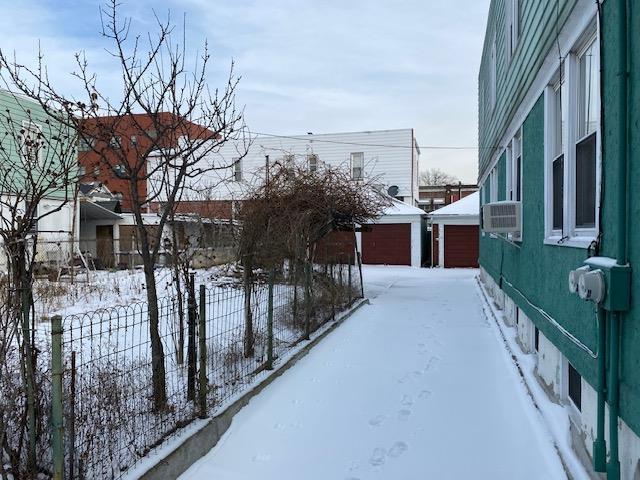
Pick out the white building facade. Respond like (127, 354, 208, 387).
(181, 128, 420, 206)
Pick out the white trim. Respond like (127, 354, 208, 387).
(542, 19, 601, 248)
(432, 216, 479, 226)
(478, 0, 598, 185)
(438, 223, 445, 268)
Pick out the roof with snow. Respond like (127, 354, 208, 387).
(429, 191, 479, 218)
(383, 198, 427, 217)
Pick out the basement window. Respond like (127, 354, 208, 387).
(568, 362, 582, 411)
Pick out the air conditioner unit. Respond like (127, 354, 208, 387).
(482, 201, 521, 233)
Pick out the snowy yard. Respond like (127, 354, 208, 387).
(179, 266, 570, 480)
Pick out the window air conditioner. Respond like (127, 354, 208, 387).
(482, 201, 521, 234)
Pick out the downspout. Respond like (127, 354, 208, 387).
(593, 308, 607, 472)
(593, 1, 608, 471)
(608, 0, 629, 478)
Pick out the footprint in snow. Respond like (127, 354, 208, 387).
(252, 453, 272, 463)
(418, 390, 432, 400)
(369, 448, 386, 466)
(388, 441, 408, 458)
(368, 415, 385, 427)
(397, 409, 411, 421)
(401, 395, 413, 406)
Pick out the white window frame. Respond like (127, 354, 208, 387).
(307, 154, 318, 172)
(489, 167, 498, 203)
(543, 24, 600, 248)
(21, 121, 44, 167)
(506, 0, 521, 62)
(505, 128, 523, 241)
(233, 157, 242, 182)
(490, 34, 497, 109)
(350, 152, 364, 181)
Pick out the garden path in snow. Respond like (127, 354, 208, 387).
(180, 266, 567, 480)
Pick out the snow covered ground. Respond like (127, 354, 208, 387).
(179, 266, 569, 480)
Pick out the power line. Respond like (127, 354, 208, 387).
(245, 130, 487, 150)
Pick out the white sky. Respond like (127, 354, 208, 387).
(0, 0, 490, 183)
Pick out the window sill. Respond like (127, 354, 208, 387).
(544, 235, 595, 249)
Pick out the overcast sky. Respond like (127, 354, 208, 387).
(0, 0, 489, 183)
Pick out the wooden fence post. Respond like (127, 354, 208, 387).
(51, 315, 64, 480)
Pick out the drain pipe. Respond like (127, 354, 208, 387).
(593, 308, 607, 472)
(607, 0, 629, 478)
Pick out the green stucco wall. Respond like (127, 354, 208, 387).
(479, 0, 640, 437)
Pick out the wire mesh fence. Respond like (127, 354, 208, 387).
(45, 253, 363, 479)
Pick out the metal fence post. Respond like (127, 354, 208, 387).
(348, 254, 352, 304)
(51, 315, 64, 480)
(198, 284, 207, 418)
(304, 261, 311, 340)
(266, 269, 275, 370)
(357, 251, 364, 298)
(187, 273, 196, 402)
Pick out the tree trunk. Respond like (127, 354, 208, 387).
(171, 227, 184, 365)
(142, 259, 167, 411)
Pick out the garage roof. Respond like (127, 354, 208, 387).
(429, 191, 479, 218)
(383, 198, 427, 217)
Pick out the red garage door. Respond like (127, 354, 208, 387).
(444, 225, 479, 268)
(362, 223, 411, 265)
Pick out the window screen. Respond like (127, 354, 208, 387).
(552, 155, 564, 230)
(575, 132, 596, 228)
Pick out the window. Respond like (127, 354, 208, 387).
(307, 154, 318, 172)
(568, 362, 582, 411)
(549, 72, 566, 232)
(146, 129, 158, 140)
(233, 157, 242, 181)
(23, 199, 38, 234)
(489, 167, 498, 203)
(544, 29, 599, 245)
(114, 164, 127, 178)
(512, 131, 522, 202)
(93, 165, 100, 177)
(506, 0, 522, 60)
(534, 326, 540, 352)
(130, 135, 138, 146)
(78, 136, 95, 152)
(489, 35, 497, 109)
(21, 121, 43, 166)
(505, 129, 522, 203)
(109, 136, 122, 149)
(575, 38, 598, 229)
(351, 152, 364, 180)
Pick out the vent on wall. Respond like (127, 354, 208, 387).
(482, 201, 521, 233)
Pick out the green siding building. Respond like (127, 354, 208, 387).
(0, 89, 78, 267)
(478, 1, 640, 478)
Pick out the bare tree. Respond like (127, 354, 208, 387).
(0, 1, 247, 411)
(237, 160, 390, 350)
(419, 168, 459, 186)
(0, 93, 78, 477)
